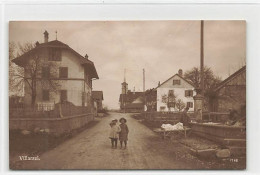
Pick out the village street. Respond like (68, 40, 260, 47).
(15, 112, 218, 170)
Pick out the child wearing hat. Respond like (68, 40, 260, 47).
(109, 119, 121, 149)
(119, 117, 129, 149)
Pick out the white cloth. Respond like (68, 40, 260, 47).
(161, 122, 184, 131)
(109, 124, 121, 139)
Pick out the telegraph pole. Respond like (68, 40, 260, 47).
(143, 69, 145, 92)
(200, 20, 204, 96)
(143, 68, 146, 113)
(193, 20, 205, 120)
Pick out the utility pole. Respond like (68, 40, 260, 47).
(193, 20, 205, 120)
(143, 68, 146, 113)
(143, 68, 145, 92)
(124, 68, 126, 113)
(200, 20, 204, 96)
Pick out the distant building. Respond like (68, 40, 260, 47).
(92, 91, 104, 112)
(212, 66, 246, 113)
(12, 31, 99, 109)
(156, 69, 196, 112)
(119, 80, 144, 113)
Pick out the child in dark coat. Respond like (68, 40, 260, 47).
(119, 117, 129, 149)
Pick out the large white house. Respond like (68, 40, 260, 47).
(156, 69, 196, 112)
(12, 31, 99, 109)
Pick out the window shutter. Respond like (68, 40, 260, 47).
(190, 90, 193, 97)
(42, 90, 49, 101)
(60, 90, 67, 102)
(49, 48, 62, 61)
(59, 67, 68, 78)
(185, 90, 188, 97)
(42, 67, 50, 78)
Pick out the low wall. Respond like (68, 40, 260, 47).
(9, 113, 94, 136)
(190, 123, 246, 145)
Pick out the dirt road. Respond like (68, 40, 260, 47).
(16, 112, 221, 170)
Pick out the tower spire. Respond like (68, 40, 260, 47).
(124, 68, 126, 82)
(55, 30, 58, 40)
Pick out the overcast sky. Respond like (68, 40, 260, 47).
(9, 21, 246, 109)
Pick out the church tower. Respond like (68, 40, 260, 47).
(121, 81, 128, 94)
(121, 69, 128, 94)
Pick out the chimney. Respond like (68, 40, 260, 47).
(35, 41, 40, 47)
(43, 30, 49, 43)
(158, 81, 160, 86)
(85, 54, 89, 59)
(178, 69, 183, 77)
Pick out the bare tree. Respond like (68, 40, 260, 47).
(184, 66, 222, 110)
(184, 66, 222, 91)
(9, 42, 25, 96)
(9, 42, 60, 107)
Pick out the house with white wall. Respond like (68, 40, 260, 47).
(156, 69, 196, 112)
(12, 31, 99, 109)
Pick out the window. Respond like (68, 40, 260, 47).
(42, 66, 50, 79)
(49, 48, 61, 61)
(160, 106, 166, 111)
(173, 79, 181, 85)
(42, 90, 49, 101)
(168, 102, 175, 108)
(168, 90, 175, 102)
(60, 90, 67, 102)
(168, 90, 174, 96)
(185, 90, 193, 97)
(59, 67, 68, 78)
(187, 102, 193, 108)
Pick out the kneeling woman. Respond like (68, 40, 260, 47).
(119, 117, 129, 149)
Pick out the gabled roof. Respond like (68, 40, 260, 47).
(156, 73, 195, 89)
(132, 96, 144, 104)
(92, 91, 104, 100)
(119, 92, 144, 103)
(215, 66, 246, 92)
(12, 40, 99, 79)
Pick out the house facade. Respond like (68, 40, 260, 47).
(211, 66, 246, 114)
(156, 69, 196, 112)
(12, 31, 99, 109)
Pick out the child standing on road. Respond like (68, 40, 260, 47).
(119, 117, 129, 149)
(109, 119, 121, 149)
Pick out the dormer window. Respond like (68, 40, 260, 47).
(49, 48, 61, 61)
(173, 79, 181, 85)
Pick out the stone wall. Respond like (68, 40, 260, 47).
(190, 123, 246, 145)
(9, 113, 94, 136)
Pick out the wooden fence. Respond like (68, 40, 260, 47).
(9, 103, 92, 119)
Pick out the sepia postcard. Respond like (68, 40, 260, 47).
(9, 21, 246, 170)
